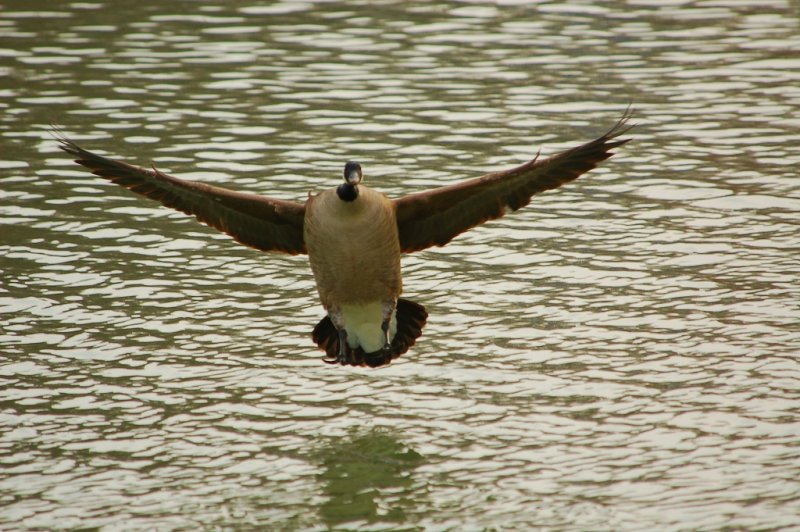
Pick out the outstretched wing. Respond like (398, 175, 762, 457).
(57, 137, 307, 255)
(394, 110, 633, 253)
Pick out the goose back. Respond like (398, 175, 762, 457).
(303, 185, 402, 308)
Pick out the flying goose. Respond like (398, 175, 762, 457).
(57, 110, 632, 367)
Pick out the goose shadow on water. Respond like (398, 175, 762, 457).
(311, 428, 426, 528)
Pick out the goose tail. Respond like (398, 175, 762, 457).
(312, 298, 428, 367)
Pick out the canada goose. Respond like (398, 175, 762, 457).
(56, 110, 632, 367)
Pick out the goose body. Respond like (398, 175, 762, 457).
(57, 110, 632, 367)
(305, 184, 401, 309)
(305, 183, 404, 360)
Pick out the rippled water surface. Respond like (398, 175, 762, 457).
(2, 0, 799, 529)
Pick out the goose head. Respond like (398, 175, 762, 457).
(337, 161, 362, 202)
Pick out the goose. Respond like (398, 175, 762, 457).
(56, 110, 632, 367)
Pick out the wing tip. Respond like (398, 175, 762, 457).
(50, 125, 75, 153)
(49, 126, 96, 163)
(605, 104, 636, 142)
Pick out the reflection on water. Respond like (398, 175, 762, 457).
(315, 429, 424, 528)
(2, 0, 800, 529)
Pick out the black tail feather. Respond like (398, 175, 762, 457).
(311, 299, 428, 367)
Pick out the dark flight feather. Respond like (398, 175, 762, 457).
(57, 137, 307, 255)
(394, 109, 633, 253)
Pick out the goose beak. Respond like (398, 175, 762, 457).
(344, 161, 362, 185)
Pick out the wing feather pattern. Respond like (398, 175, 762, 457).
(394, 110, 633, 253)
(57, 137, 307, 255)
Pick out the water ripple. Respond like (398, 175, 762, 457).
(1, 0, 799, 529)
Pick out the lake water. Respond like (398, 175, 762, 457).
(1, 0, 799, 529)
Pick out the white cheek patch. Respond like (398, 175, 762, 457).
(341, 301, 397, 354)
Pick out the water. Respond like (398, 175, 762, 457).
(2, 0, 799, 529)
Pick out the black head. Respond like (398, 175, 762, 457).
(337, 161, 362, 202)
(343, 161, 362, 185)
